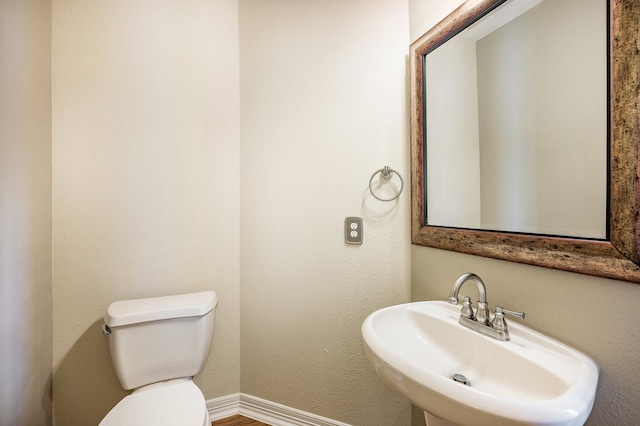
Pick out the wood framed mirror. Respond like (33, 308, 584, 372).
(410, 0, 640, 283)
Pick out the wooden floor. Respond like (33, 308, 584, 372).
(212, 414, 270, 426)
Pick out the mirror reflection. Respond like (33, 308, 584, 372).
(425, 0, 607, 238)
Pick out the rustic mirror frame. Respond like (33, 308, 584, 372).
(410, 0, 640, 283)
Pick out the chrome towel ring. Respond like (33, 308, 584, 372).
(368, 166, 404, 202)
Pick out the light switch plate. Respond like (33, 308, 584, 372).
(345, 217, 363, 245)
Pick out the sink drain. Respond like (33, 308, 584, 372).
(450, 373, 470, 386)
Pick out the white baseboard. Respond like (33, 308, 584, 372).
(207, 393, 242, 421)
(207, 393, 352, 426)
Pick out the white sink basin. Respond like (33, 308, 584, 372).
(362, 301, 598, 426)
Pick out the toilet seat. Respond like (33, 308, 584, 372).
(99, 378, 209, 426)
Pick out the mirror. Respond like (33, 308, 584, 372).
(425, 0, 606, 238)
(410, 0, 640, 282)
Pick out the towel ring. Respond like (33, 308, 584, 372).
(368, 166, 404, 202)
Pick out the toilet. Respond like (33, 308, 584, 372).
(99, 291, 217, 426)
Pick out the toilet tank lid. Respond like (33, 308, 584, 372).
(105, 291, 217, 327)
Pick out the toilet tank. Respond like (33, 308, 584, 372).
(104, 291, 217, 390)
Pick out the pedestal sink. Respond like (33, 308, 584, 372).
(361, 301, 598, 426)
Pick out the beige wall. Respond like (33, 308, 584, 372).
(477, 0, 606, 237)
(51, 1, 240, 424)
(50, 0, 410, 424)
(239, 0, 411, 424)
(410, 1, 640, 425)
(0, 1, 52, 425)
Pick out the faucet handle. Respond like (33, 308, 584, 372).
(492, 306, 525, 332)
(459, 296, 475, 320)
(496, 306, 525, 320)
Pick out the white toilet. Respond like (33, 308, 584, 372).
(99, 291, 217, 426)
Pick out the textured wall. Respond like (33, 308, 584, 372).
(410, 1, 640, 425)
(0, 1, 52, 425)
(239, 0, 412, 424)
(51, 1, 240, 424)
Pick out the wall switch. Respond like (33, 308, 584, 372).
(345, 217, 363, 245)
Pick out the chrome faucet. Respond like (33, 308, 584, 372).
(448, 273, 524, 341)
(448, 273, 490, 325)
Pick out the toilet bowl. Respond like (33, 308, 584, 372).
(99, 291, 217, 426)
(99, 378, 209, 426)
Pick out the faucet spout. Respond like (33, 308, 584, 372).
(448, 273, 490, 325)
(448, 273, 487, 305)
(445, 272, 522, 340)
